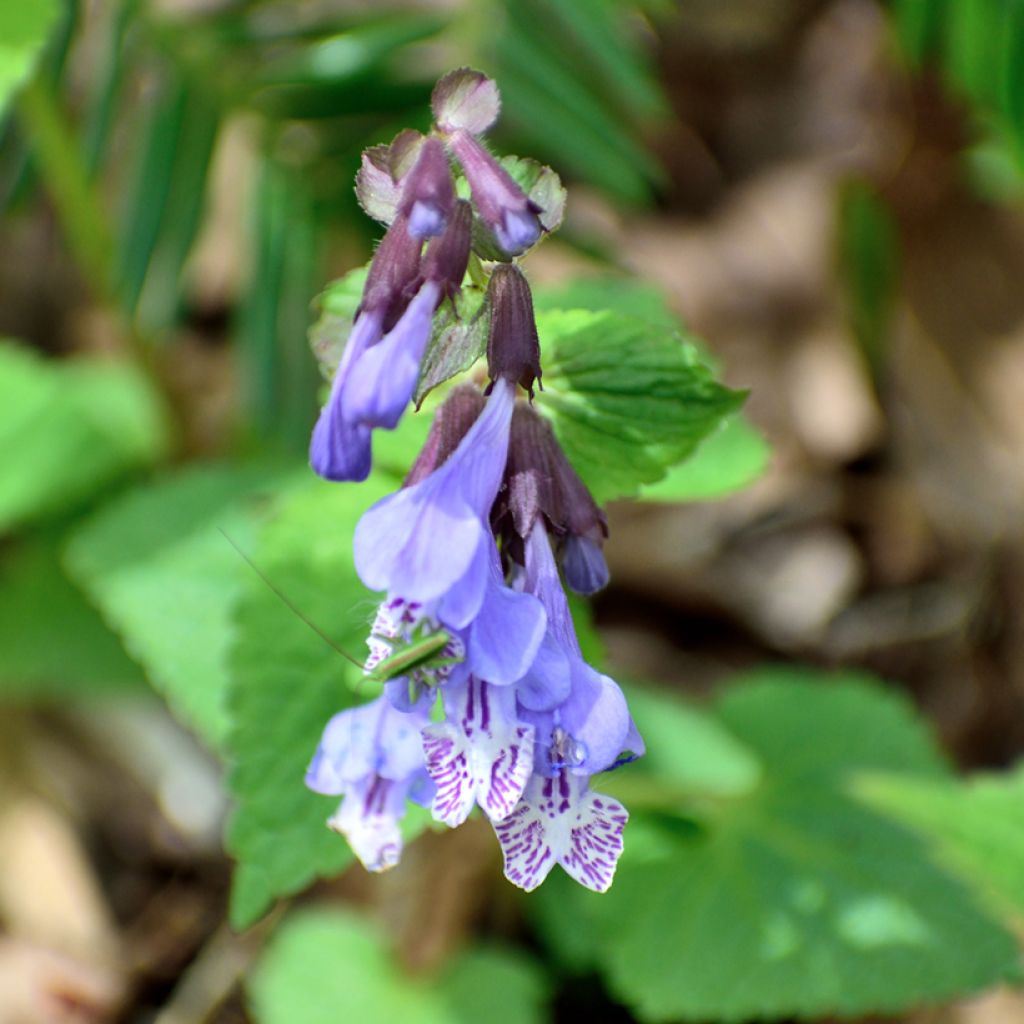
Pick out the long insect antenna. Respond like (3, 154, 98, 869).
(219, 528, 365, 672)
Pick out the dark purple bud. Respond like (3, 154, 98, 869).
(496, 402, 609, 593)
(432, 68, 501, 135)
(486, 264, 541, 396)
(360, 212, 424, 331)
(404, 384, 486, 486)
(423, 199, 472, 303)
(400, 137, 456, 239)
(561, 535, 609, 595)
(448, 129, 542, 256)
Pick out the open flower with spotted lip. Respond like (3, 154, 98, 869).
(305, 694, 433, 872)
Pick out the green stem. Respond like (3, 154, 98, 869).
(16, 75, 116, 301)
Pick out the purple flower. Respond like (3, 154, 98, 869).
(489, 522, 642, 891)
(340, 279, 441, 430)
(305, 694, 433, 872)
(448, 129, 542, 255)
(355, 378, 515, 614)
(310, 201, 475, 483)
(423, 676, 534, 826)
(309, 308, 383, 481)
(493, 770, 628, 893)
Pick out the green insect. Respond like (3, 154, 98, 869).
(222, 529, 462, 689)
(364, 628, 460, 686)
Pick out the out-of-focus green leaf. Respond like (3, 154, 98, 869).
(490, 0, 664, 204)
(893, 0, 1024, 189)
(239, 159, 321, 448)
(857, 765, 1024, 922)
(637, 414, 770, 502)
(65, 462, 293, 748)
(0, 341, 171, 531)
(838, 183, 898, 374)
(0, 0, 62, 116)
(117, 72, 219, 330)
(536, 669, 1019, 1022)
(0, 533, 144, 696)
(893, 0, 948, 66)
(536, 308, 745, 503)
(439, 947, 549, 1024)
(255, 14, 446, 88)
(622, 683, 763, 801)
(226, 473, 407, 929)
(249, 910, 548, 1024)
(248, 910, 449, 1024)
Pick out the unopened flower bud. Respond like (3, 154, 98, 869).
(448, 129, 542, 256)
(486, 264, 541, 396)
(405, 384, 486, 486)
(422, 200, 472, 303)
(360, 212, 425, 330)
(400, 137, 456, 239)
(431, 68, 501, 135)
(497, 402, 609, 593)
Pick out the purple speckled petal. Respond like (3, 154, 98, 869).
(342, 280, 440, 429)
(493, 771, 627, 892)
(559, 784, 627, 893)
(423, 678, 534, 827)
(328, 774, 409, 872)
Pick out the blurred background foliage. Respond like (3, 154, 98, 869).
(2, 1, 1024, 1022)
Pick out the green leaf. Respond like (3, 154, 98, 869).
(248, 910, 450, 1024)
(239, 160, 322, 447)
(0, 0, 62, 116)
(0, 341, 171, 531)
(65, 462, 290, 748)
(537, 669, 1019, 1022)
(248, 909, 548, 1024)
(438, 947, 549, 1024)
(490, 0, 664, 204)
(413, 284, 488, 406)
(534, 277, 768, 501)
(856, 765, 1024, 922)
(0, 532, 144, 696)
(622, 683, 763, 801)
(226, 473, 411, 928)
(536, 309, 745, 503)
(637, 414, 770, 502)
(310, 265, 369, 381)
(533, 276, 681, 331)
(715, 666, 948, 780)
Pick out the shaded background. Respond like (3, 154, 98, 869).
(2, 0, 1024, 1021)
